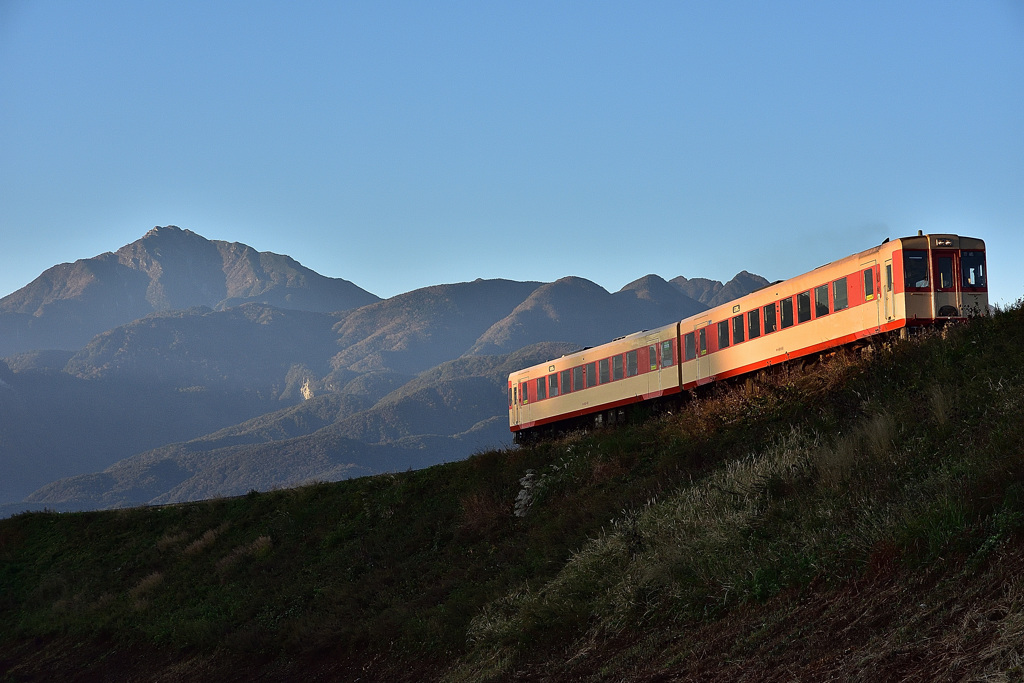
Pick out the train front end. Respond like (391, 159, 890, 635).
(895, 234, 988, 326)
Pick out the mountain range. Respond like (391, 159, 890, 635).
(0, 225, 769, 515)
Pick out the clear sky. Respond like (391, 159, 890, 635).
(2, 1, 1022, 306)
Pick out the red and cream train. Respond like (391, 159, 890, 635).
(508, 233, 988, 441)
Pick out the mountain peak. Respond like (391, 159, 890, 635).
(0, 226, 380, 356)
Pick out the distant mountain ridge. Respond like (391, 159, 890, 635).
(0, 225, 771, 512)
(671, 270, 770, 308)
(0, 225, 380, 356)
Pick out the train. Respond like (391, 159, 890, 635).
(508, 232, 988, 441)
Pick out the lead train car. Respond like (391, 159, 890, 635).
(508, 233, 988, 441)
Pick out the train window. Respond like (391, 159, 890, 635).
(718, 320, 730, 349)
(699, 328, 707, 355)
(863, 269, 875, 300)
(536, 377, 546, 400)
(936, 256, 954, 290)
(626, 350, 638, 377)
(586, 362, 597, 387)
(509, 387, 514, 407)
(612, 355, 624, 380)
(560, 369, 571, 393)
(961, 251, 987, 288)
(732, 315, 745, 344)
(833, 278, 848, 311)
(797, 291, 811, 323)
(648, 345, 658, 371)
(903, 251, 929, 289)
(763, 303, 777, 334)
(885, 265, 893, 293)
(748, 309, 761, 338)
(661, 340, 673, 367)
(548, 374, 559, 397)
(522, 381, 530, 403)
(815, 285, 829, 317)
(780, 298, 794, 329)
(573, 366, 584, 391)
(684, 333, 696, 361)
(599, 359, 610, 384)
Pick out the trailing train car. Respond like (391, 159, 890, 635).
(508, 232, 987, 441)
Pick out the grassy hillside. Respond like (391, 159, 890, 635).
(2, 301, 1024, 681)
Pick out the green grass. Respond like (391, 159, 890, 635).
(3, 300, 1024, 680)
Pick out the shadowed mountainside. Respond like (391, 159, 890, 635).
(468, 274, 707, 355)
(326, 279, 544, 376)
(0, 226, 771, 512)
(0, 226, 379, 356)
(22, 343, 576, 510)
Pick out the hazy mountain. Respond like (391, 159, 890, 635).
(0, 226, 379, 356)
(668, 275, 721, 305)
(23, 343, 575, 509)
(64, 303, 343, 396)
(0, 225, 770, 514)
(327, 279, 543, 376)
(671, 270, 771, 308)
(468, 274, 709, 355)
(0, 367, 277, 503)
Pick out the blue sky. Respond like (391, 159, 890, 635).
(2, 1, 1022, 306)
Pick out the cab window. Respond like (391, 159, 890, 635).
(904, 251, 929, 289)
(936, 256, 954, 290)
(961, 251, 987, 288)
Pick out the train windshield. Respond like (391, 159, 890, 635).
(903, 251, 930, 289)
(961, 251, 987, 289)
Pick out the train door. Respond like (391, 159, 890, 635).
(695, 321, 711, 385)
(517, 377, 530, 425)
(883, 258, 895, 323)
(645, 334, 661, 394)
(510, 382, 518, 428)
(860, 260, 880, 332)
(931, 250, 961, 316)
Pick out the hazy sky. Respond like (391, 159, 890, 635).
(2, 1, 1022, 306)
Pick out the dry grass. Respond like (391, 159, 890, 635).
(156, 530, 189, 552)
(183, 523, 229, 556)
(460, 492, 509, 538)
(216, 536, 273, 572)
